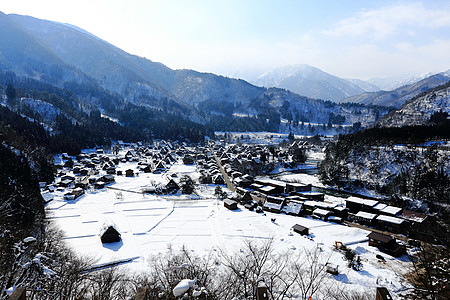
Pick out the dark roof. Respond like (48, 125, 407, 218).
(367, 232, 394, 244)
(292, 224, 308, 232)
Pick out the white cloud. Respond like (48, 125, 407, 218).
(324, 3, 450, 39)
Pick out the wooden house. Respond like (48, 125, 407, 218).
(255, 179, 286, 194)
(312, 208, 332, 221)
(285, 183, 311, 194)
(166, 179, 180, 191)
(345, 197, 378, 214)
(281, 201, 303, 216)
(224, 199, 238, 210)
(100, 225, 121, 243)
(374, 204, 402, 216)
(263, 196, 285, 213)
(212, 174, 225, 185)
(292, 224, 309, 236)
(354, 211, 377, 226)
(297, 191, 324, 201)
(125, 169, 134, 177)
(63, 188, 84, 200)
(367, 232, 406, 257)
(375, 215, 405, 234)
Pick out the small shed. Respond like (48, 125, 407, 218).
(100, 223, 121, 243)
(292, 224, 309, 236)
(125, 169, 134, 177)
(224, 199, 238, 210)
(326, 262, 339, 275)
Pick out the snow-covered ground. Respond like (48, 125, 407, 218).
(45, 158, 412, 298)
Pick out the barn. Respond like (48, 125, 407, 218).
(100, 223, 121, 243)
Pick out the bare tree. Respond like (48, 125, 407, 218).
(290, 246, 331, 300)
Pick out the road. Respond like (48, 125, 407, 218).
(212, 150, 236, 192)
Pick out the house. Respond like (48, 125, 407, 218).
(354, 211, 377, 226)
(100, 224, 121, 243)
(224, 199, 238, 210)
(292, 224, 309, 236)
(282, 201, 303, 216)
(375, 215, 405, 234)
(125, 169, 134, 177)
(297, 191, 324, 201)
(345, 197, 379, 213)
(374, 203, 402, 216)
(259, 185, 277, 195)
(312, 208, 332, 221)
(101, 174, 115, 183)
(285, 183, 311, 194)
(400, 210, 432, 241)
(367, 232, 406, 257)
(212, 174, 225, 185)
(94, 181, 106, 189)
(63, 188, 84, 200)
(183, 155, 195, 165)
(255, 179, 286, 194)
(263, 196, 285, 213)
(166, 179, 180, 191)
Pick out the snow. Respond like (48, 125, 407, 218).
(355, 211, 377, 220)
(376, 215, 404, 225)
(45, 156, 413, 298)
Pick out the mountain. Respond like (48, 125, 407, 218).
(0, 12, 88, 87)
(345, 78, 381, 92)
(0, 12, 390, 136)
(341, 72, 450, 108)
(367, 72, 437, 91)
(375, 81, 450, 128)
(250, 64, 367, 102)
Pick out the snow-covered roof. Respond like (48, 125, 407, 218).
(346, 197, 378, 207)
(313, 208, 331, 216)
(379, 206, 402, 216)
(282, 201, 303, 215)
(355, 211, 377, 220)
(304, 200, 335, 209)
(373, 203, 387, 210)
(376, 215, 404, 225)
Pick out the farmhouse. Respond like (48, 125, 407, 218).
(367, 232, 405, 257)
(100, 225, 121, 243)
(345, 197, 378, 213)
(263, 196, 285, 213)
(354, 211, 377, 226)
(375, 215, 405, 234)
(63, 188, 84, 200)
(285, 183, 311, 194)
(312, 208, 332, 221)
(297, 191, 324, 201)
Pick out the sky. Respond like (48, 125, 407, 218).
(2, 0, 450, 81)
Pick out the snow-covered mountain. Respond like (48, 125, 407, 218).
(251, 64, 367, 102)
(368, 72, 437, 91)
(342, 71, 450, 108)
(375, 81, 450, 127)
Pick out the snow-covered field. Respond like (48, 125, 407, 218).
(45, 159, 412, 297)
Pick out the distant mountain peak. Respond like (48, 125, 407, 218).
(252, 64, 366, 102)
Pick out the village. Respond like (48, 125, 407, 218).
(40, 137, 435, 299)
